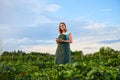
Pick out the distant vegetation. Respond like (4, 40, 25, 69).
(0, 47, 120, 80)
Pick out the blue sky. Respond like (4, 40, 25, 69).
(0, 0, 120, 54)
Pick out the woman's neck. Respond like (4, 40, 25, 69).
(62, 31, 66, 34)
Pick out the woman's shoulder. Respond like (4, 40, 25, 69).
(66, 32, 71, 35)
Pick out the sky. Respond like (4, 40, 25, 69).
(0, 0, 120, 54)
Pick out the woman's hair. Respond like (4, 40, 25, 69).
(59, 22, 67, 34)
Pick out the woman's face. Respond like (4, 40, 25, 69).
(59, 23, 66, 31)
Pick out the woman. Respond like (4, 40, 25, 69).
(55, 22, 73, 65)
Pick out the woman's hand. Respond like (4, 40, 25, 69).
(56, 33, 73, 43)
(56, 38, 61, 43)
(56, 38, 64, 43)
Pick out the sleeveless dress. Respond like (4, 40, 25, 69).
(55, 33, 71, 65)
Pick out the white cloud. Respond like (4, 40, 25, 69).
(70, 33, 120, 54)
(83, 21, 106, 29)
(19, 39, 120, 55)
(44, 4, 61, 12)
(2, 32, 120, 55)
(0, 40, 3, 48)
(4, 38, 30, 45)
(0, 0, 61, 27)
(0, 24, 9, 30)
(71, 40, 120, 54)
(0, 24, 17, 39)
(20, 44, 57, 54)
(3, 37, 56, 52)
(36, 40, 54, 43)
(4, 38, 55, 45)
(25, 15, 56, 27)
(0, 40, 3, 54)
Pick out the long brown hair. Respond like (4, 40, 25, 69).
(59, 22, 67, 34)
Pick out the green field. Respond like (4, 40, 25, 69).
(0, 47, 120, 80)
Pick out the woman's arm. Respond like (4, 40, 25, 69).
(62, 33, 73, 43)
